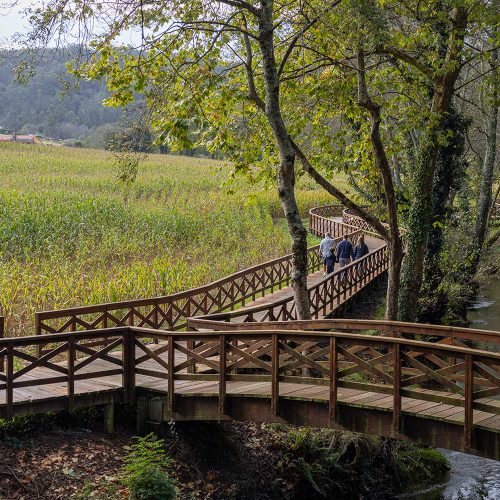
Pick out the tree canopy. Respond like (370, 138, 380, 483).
(9, 0, 500, 322)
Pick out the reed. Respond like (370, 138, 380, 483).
(0, 143, 350, 336)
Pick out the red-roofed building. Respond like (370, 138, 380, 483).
(0, 134, 42, 144)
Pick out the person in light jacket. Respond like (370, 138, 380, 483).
(319, 232, 336, 277)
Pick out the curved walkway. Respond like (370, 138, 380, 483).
(1, 206, 499, 460)
(29, 205, 388, 337)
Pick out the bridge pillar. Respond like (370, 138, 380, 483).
(136, 396, 149, 434)
(104, 402, 114, 433)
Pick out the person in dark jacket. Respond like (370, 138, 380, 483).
(336, 235, 353, 267)
(353, 235, 369, 280)
(325, 246, 336, 275)
(353, 235, 369, 260)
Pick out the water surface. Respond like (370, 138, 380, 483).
(401, 278, 500, 499)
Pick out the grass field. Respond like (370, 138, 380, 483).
(0, 143, 351, 336)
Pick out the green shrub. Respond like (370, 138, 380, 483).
(126, 465, 177, 500)
(121, 433, 177, 500)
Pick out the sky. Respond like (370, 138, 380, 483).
(0, 1, 141, 49)
(0, 1, 31, 46)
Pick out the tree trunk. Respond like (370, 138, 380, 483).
(357, 46, 402, 319)
(398, 130, 440, 321)
(471, 47, 498, 272)
(419, 109, 468, 321)
(398, 7, 468, 321)
(386, 236, 404, 321)
(257, 1, 311, 320)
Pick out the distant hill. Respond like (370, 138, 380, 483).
(0, 48, 121, 141)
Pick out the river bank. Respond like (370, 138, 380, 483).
(400, 276, 500, 499)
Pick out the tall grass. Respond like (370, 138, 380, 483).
(0, 143, 351, 336)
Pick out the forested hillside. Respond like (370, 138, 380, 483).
(0, 48, 120, 140)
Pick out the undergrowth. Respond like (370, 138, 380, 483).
(268, 425, 449, 499)
(121, 434, 177, 500)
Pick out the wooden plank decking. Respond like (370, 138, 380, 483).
(1, 341, 499, 433)
(1, 206, 499, 460)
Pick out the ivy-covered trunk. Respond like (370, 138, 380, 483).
(397, 7, 468, 322)
(419, 110, 468, 322)
(398, 131, 439, 321)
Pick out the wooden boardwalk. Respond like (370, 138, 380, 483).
(233, 230, 385, 323)
(1, 324, 499, 459)
(1, 205, 499, 460)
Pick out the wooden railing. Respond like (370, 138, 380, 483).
(309, 205, 355, 237)
(187, 318, 500, 349)
(341, 207, 390, 237)
(34, 246, 323, 336)
(191, 245, 388, 324)
(1, 325, 499, 453)
(33, 208, 369, 339)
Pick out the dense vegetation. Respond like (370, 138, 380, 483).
(0, 49, 121, 141)
(17, 0, 497, 324)
(0, 142, 347, 336)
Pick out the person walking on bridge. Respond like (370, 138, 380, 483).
(353, 234, 369, 281)
(320, 232, 336, 277)
(325, 246, 337, 275)
(337, 234, 353, 284)
(337, 234, 353, 267)
(353, 235, 369, 260)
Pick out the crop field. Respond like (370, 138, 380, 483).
(0, 143, 350, 336)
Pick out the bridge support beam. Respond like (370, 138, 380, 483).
(104, 402, 114, 433)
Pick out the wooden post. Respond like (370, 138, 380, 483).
(6, 345, 13, 420)
(167, 335, 175, 415)
(271, 334, 279, 417)
(136, 396, 148, 435)
(464, 354, 473, 450)
(122, 329, 136, 403)
(329, 337, 338, 425)
(392, 343, 401, 436)
(186, 323, 196, 374)
(67, 335, 75, 412)
(219, 335, 226, 417)
(104, 402, 114, 433)
(35, 313, 43, 358)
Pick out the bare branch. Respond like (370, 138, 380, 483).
(289, 136, 390, 241)
(375, 46, 434, 79)
(277, 0, 342, 78)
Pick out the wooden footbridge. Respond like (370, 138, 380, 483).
(1, 206, 499, 460)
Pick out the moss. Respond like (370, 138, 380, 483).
(391, 444, 450, 486)
(415, 448, 450, 477)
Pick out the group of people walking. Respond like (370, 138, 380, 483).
(319, 232, 369, 277)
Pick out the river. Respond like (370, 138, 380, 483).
(399, 278, 500, 499)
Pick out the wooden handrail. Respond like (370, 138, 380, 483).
(187, 318, 500, 346)
(32, 208, 372, 339)
(1, 325, 499, 454)
(190, 244, 388, 324)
